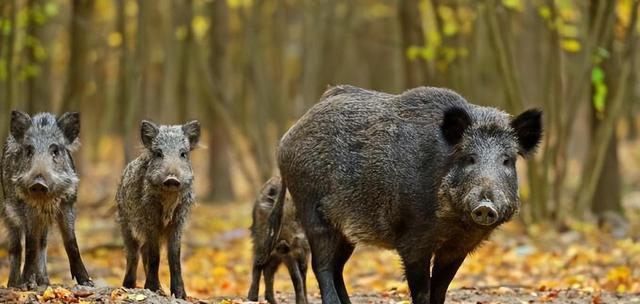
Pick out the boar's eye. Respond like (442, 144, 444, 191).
(153, 150, 163, 159)
(463, 154, 476, 167)
(267, 187, 277, 197)
(180, 151, 188, 159)
(50, 144, 61, 158)
(24, 145, 35, 157)
(502, 154, 515, 167)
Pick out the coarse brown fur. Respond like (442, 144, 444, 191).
(0, 111, 93, 289)
(264, 85, 542, 304)
(116, 120, 201, 299)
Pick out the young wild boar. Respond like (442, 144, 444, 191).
(248, 176, 309, 304)
(262, 85, 543, 304)
(0, 111, 93, 288)
(116, 120, 200, 299)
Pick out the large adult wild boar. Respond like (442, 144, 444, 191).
(263, 85, 542, 304)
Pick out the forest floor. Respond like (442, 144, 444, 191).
(1, 200, 640, 303)
(1, 284, 640, 303)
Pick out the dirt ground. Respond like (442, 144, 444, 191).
(2, 285, 639, 303)
(1, 184, 640, 303)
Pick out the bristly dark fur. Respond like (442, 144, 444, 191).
(0, 111, 93, 289)
(264, 85, 542, 304)
(116, 119, 200, 299)
(248, 176, 309, 304)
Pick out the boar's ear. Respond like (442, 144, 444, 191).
(57, 112, 81, 145)
(441, 107, 472, 146)
(10, 110, 31, 141)
(182, 120, 201, 150)
(511, 109, 543, 155)
(140, 120, 159, 149)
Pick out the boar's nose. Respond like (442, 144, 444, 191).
(471, 200, 498, 226)
(29, 177, 49, 194)
(163, 176, 181, 188)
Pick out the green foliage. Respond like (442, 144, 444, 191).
(591, 66, 607, 113)
(502, 0, 524, 12)
(1, 18, 12, 35)
(437, 5, 458, 36)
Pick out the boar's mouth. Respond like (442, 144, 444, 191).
(13, 174, 78, 204)
(161, 175, 183, 192)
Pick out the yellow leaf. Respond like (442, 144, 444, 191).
(108, 32, 122, 47)
(561, 39, 581, 52)
(191, 15, 209, 40)
(42, 287, 56, 300)
(617, 283, 628, 293)
(607, 266, 631, 281)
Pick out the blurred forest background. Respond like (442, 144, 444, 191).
(1, 0, 640, 301)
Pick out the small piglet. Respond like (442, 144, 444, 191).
(0, 111, 93, 288)
(248, 176, 309, 304)
(116, 120, 200, 299)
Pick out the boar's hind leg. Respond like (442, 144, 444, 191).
(430, 253, 466, 304)
(57, 206, 93, 286)
(332, 241, 354, 304)
(263, 258, 280, 304)
(399, 249, 432, 304)
(284, 256, 307, 304)
(298, 255, 309, 302)
(247, 259, 263, 301)
(7, 224, 23, 287)
(121, 226, 140, 288)
(304, 213, 349, 304)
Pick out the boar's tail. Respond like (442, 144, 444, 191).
(257, 177, 287, 265)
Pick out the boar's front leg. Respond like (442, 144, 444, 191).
(430, 253, 466, 304)
(21, 225, 42, 289)
(6, 222, 23, 287)
(399, 249, 432, 304)
(142, 235, 161, 292)
(167, 225, 186, 299)
(36, 226, 50, 286)
(57, 204, 93, 286)
(121, 225, 140, 288)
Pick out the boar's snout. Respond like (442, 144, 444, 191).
(163, 176, 182, 189)
(471, 200, 498, 226)
(28, 175, 49, 195)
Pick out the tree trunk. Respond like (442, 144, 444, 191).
(115, 0, 135, 163)
(174, 0, 193, 123)
(205, 0, 234, 201)
(25, 0, 53, 113)
(61, 0, 94, 112)
(398, 0, 427, 88)
(576, 0, 638, 216)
